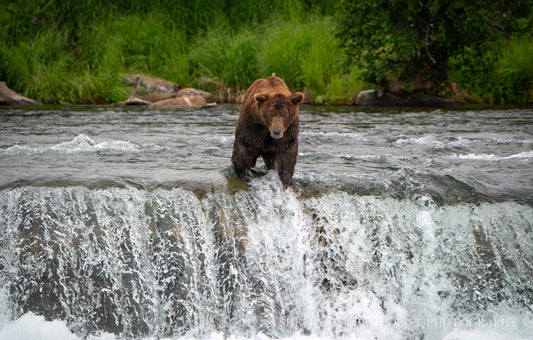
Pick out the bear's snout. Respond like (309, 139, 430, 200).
(270, 117, 284, 139)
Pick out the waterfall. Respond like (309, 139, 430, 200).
(0, 174, 532, 339)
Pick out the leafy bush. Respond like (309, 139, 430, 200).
(336, 0, 533, 95)
(450, 39, 533, 103)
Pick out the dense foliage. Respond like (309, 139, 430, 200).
(336, 0, 533, 100)
(0, 0, 531, 104)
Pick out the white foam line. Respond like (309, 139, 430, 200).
(446, 151, 533, 161)
(2, 134, 147, 155)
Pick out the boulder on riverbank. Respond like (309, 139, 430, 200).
(117, 75, 217, 108)
(125, 75, 180, 102)
(355, 89, 467, 107)
(0, 82, 41, 106)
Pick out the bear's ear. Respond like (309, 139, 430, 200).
(290, 92, 304, 104)
(254, 93, 268, 104)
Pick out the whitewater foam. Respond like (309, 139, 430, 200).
(446, 151, 533, 161)
(1, 312, 531, 340)
(1, 134, 163, 155)
(1, 182, 532, 339)
(392, 135, 472, 149)
(0, 312, 79, 340)
(300, 131, 369, 144)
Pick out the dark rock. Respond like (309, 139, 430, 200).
(356, 89, 467, 107)
(356, 90, 404, 106)
(414, 95, 467, 107)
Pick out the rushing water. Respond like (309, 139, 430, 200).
(0, 105, 532, 339)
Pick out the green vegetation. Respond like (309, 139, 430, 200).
(449, 38, 533, 103)
(1, 0, 532, 105)
(336, 0, 533, 103)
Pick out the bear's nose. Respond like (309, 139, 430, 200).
(272, 129, 282, 139)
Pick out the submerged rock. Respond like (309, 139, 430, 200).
(0, 82, 41, 106)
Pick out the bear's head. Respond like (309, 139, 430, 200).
(254, 92, 304, 139)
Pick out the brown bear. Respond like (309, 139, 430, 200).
(231, 76, 304, 186)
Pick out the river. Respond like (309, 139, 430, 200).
(0, 105, 532, 339)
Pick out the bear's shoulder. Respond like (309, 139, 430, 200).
(249, 76, 290, 96)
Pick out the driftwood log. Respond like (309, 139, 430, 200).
(115, 75, 217, 108)
(0, 82, 41, 106)
(114, 76, 151, 106)
(150, 95, 207, 109)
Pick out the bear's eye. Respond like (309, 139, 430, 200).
(269, 113, 274, 118)
(282, 114, 288, 118)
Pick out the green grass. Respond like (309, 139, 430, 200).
(79, 13, 191, 84)
(1, 29, 77, 104)
(189, 15, 368, 104)
(1, 9, 365, 104)
(259, 19, 310, 90)
(498, 38, 533, 102)
(189, 27, 260, 94)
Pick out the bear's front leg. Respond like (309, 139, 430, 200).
(231, 139, 256, 182)
(261, 151, 276, 170)
(275, 141, 298, 187)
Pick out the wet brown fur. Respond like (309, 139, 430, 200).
(231, 76, 304, 186)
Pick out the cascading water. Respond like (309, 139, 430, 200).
(0, 174, 531, 339)
(0, 105, 532, 339)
